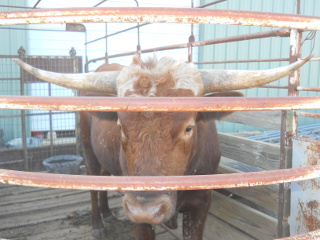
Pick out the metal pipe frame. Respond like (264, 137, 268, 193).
(194, 57, 290, 65)
(1, 165, 319, 191)
(297, 86, 320, 91)
(296, 111, 320, 119)
(1, 7, 320, 30)
(86, 28, 291, 65)
(1, 6, 319, 239)
(276, 229, 320, 240)
(1, 95, 320, 112)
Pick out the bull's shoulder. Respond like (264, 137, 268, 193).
(96, 63, 124, 72)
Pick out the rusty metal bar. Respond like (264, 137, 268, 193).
(297, 86, 320, 91)
(87, 28, 290, 65)
(194, 58, 290, 65)
(276, 227, 320, 239)
(1, 7, 320, 30)
(1, 95, 320, 112)
(0, 165, 319, 191)
(296, 111, 320, 119)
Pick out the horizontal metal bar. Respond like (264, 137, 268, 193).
(194, 58, 290, 65)
(0, 55, 19, 58)
(276, 229, 320, 240)
(0, 165, 319, 191)
(90, 29, 290, 63)
(297, 86, 320, 91)
(0, 26, 81, 32)
(296, 111, 320, 119)
(0, 110, 75, 119)
(1, 7, 320, 30)
(0, 78, 20, 80)
(0, 96, 320, 112)
(0, 5, 38, 9)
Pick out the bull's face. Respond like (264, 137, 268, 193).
(118, 111, 198, 224)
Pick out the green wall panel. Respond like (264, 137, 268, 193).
(199, 0, 320, 132)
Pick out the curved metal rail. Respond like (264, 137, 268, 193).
(1, 7, 320, 30)
(1, 95, 320, 112)
(1, 165, 319, 191)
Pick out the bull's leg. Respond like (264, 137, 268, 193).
(133, 223, 155, 240)
(85, 154, 107, 238)
(182, 190, 211, 240)
(90, 190, 107, 238)
(99, 170, 117, 223)
(164, 210, 178, 229)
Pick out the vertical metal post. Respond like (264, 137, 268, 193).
(48, 82, 54, 157)
(277, 1, 302, 237)
(105, 23, 109, 64)
(71, 50, 82, 157)
(188, 0, 195, 62)
(18, 47, 29, 171)
(134, 0, 141, 56)
(288, 0, 302, 139)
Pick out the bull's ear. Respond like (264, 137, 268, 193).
(198, 91, 244, 121)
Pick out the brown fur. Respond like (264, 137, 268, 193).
(81, 56, 242, 240)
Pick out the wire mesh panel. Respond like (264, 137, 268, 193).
(0, 50, 82, 171)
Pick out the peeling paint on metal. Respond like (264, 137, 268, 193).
(0, 95, 320, 112)
(290, 138, 320, 236)
(0, 165, 319, 191)
(1, 8, 320, 31)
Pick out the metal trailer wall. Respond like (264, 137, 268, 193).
(199, 0, 320, 132)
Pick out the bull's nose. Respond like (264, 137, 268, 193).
(123, 193, 174, 225)
(124, 201, 167, 224)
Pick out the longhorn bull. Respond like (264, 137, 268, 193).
(14, 55, 309, 240)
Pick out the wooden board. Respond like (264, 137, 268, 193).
(218, 158, 280, 214)
(219, 133, 286, 170)
(0, 184, 179, 240)
(163, 211, 254, 240)
(209, 191, 281, 240)
(223, 111, 281, 130)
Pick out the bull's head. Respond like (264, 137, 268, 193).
(14, 55, 310, 225)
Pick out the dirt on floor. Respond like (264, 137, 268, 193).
(65, 208, 135, 240)
(0, 184, 178, 240)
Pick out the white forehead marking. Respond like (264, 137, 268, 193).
(116, 56, 203, 97)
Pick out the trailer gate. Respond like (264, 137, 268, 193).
(0, 1, 320, 239)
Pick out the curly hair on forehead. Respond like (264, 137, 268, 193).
(116, 55, 204, 97)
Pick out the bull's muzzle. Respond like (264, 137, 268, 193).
(123, 191, 176, 225)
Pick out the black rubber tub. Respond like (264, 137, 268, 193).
(43, 155, 83, 174)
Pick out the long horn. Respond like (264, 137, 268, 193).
(199, 56, 312, 94)
(13, 59, 118, 94)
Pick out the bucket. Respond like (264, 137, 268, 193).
(43, 155, 83, 174)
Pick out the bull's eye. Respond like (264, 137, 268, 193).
(185, 126, 193, 133)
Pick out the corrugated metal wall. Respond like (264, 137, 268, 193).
(0, 1, 28, 141)
(199, 0, 320, 132)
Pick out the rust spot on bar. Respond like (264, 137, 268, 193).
(276, 229, 320, 240)
(0, 165, 319, 191)
(1, 8, 320, 31)
(0, 96, 320, 112)
(297, 200, 320, 233)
